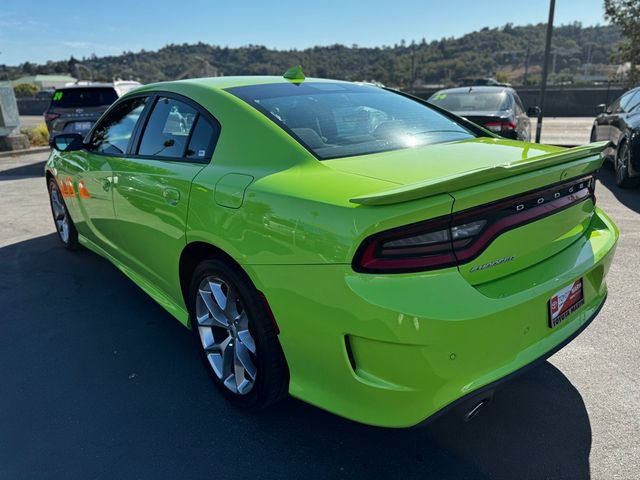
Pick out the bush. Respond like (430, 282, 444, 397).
(21, 124, 49, 146)
(14, 83, 38, 98)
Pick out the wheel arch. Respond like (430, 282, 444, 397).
(625, 128, 640, 176)
(178, 241, 255, 317)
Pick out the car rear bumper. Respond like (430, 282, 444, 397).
(246, 208, 618, 427)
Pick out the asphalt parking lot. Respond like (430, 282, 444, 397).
(1, 150, 638, 480)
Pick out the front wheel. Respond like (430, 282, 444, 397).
(615, 141, 640, 189)
(47, 178, 79, 250)
(189, 258, 289, 409)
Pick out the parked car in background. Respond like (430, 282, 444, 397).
(460, 77, 511, 87)
(35, 89, 54, 100)
(591, 85, 640, 188)
(45, 74, 617, 427)
(428, 86, 538, 141)
(44, 81, 141, 138)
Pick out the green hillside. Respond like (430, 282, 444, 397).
(1, 22, 620, 88)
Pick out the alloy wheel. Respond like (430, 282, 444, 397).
(50, 185, 70, 243)
(616, 143, 630, 184)
(195, 276, 258, 395)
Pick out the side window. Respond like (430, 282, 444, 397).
(138, 97, 197, 158)
(513, 94, 525, 115)
(626, 90, 640, 113)
(185, 116, 220, 160)
(614, 91, 635, 113)
(88, 96, 148, 155)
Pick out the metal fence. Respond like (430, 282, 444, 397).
(17, 98, 50, 116)
(18, 85, 630, 118)
(413, 85, 628, 117)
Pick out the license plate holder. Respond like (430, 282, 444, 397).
(74, 121, 92, 131)
(548, 279, 584, 328)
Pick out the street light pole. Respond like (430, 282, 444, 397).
(535, 0, 556, 143)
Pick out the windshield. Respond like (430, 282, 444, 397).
(228, 82, 475, 160)
(429, 90, 511, 112)
(51, 87, 118, 109)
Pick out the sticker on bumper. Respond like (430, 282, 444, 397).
(549, 278, 584, 328)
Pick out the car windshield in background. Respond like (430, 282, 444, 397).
(51, 88, 119, 109)
(228, 82, 475, 160)
(429, 91, 511, 112)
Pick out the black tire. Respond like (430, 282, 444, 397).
(615, 140, 640, 189)
(47, 178, 79, 250)
(188, 257, 289, 409)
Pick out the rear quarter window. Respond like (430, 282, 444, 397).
(51, 88, 118, 109)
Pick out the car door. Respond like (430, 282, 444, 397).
(611, 89, 640, 147)
(74, 96, 149, 252)
(110, 93, 221, 305)
(602, 90, 636, 147)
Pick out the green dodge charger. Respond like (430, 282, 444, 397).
(45, 69, 618, 427)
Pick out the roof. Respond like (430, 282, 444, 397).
(434, 86, 512, 94)
(58, 80, 142, 90)
(133, 75, 347, 93)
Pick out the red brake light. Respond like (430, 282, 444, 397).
(45, 113, 60, 122)
(355, 217, 457, 273)
(484, 120, 516, 133)
(353, 175, 595, 274)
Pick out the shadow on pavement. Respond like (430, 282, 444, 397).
(0, 234, 592, 480)
(598, 163, 640, 213)
(0, 160, 47, 181)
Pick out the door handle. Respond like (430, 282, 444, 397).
(162, 187, 180, 206)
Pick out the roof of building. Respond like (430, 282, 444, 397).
(12, 75, 77, 85)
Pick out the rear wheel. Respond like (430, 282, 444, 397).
(47, 178, 79, 250)
(615, 141, 640, 189)
(189, 258, 289, 409)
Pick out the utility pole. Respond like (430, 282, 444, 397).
(535, 0, 555, 143)
(523, 42, 530, 85)
(410, 41, 416, 93)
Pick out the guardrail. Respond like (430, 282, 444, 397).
(413, 85, 628, 117)
(18, 85, 630, 117)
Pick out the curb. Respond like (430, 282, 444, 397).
(0, 146, 50, 158)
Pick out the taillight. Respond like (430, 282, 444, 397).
(45, 113, 60, 123)
(353, 175, 595, 274)
(355, 216, 456, 273)
(484, 120, 516, 134)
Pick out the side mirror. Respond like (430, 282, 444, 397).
(594, 104, 607, 115)
(50, 133, 85, 152)
(527, 106, 541, 117)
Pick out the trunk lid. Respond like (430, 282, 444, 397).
(327, 137, 562, 190)
(450, 170, 597, 285)
(454, 111, 509, 127)
(330, 138, 608, 284)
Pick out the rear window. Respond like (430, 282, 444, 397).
(228, 82, 474, 160)
(51, 87, 118, 109)
(429, 90, 511, 112)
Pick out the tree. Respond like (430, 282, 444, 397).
(604, 0, 640, 83)
(13, 83, 38, 97)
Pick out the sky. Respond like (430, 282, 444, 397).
(0, 0, 608, 66)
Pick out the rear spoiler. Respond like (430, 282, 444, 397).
(350, 141, 610, 206)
